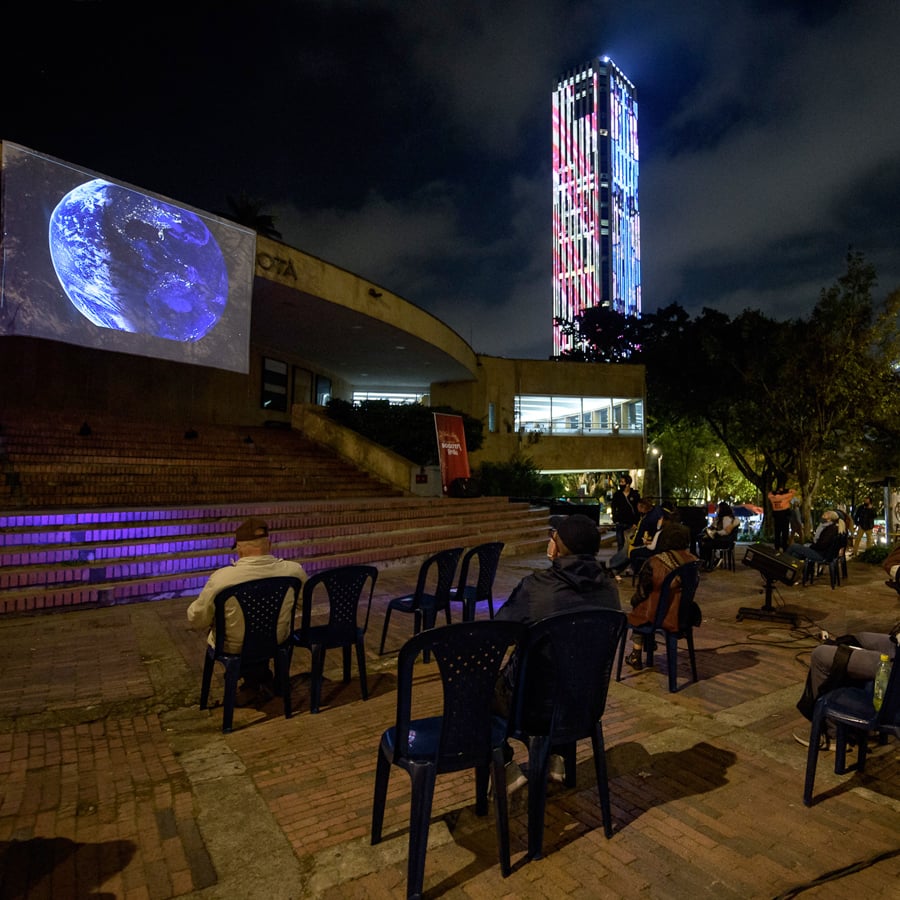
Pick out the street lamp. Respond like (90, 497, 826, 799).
(652, 447, 663, 500)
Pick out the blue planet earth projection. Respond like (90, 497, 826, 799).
(48, 179, 228, 341)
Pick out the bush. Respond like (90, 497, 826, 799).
(858, 545, 890, 565)
(324, 399, 483, 466)
(476, 452, 556, 498)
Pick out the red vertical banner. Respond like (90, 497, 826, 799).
(433, 413, 470, 495)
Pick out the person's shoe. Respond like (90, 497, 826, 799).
(504, 761, 527, 794)
(625, 649, 643, 670)
(792, 731, 832, 751)
(548, 754, 566, 784)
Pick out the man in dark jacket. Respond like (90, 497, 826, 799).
(610, 474, 641, 551)
(494, 513, 621, 789)
(852, 496, 877, 556)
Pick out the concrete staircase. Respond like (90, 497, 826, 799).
(0, 414, 549, 614)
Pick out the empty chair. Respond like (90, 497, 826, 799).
(371, 619, 528, 899)
(616, 561, 701, 693)
(199, 576, 302, 733)
(803, 652, 900, 805)
(449, 541, 505, 621)
(379, 547, 463, 656)
(509, 608, 627, 860)
(293, 565, 378, 713)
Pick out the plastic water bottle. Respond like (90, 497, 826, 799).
(873, 653, 891, 712)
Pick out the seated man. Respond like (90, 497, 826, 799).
(187, 517, 307, 706)
(494, 513, 621, 790)
(793, 627, 898, 749)
(786, 510, 840, 569)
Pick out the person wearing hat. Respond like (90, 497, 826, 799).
(187, 517, 307, 705)
(493, 513, 621, 790)
(785, 510, 841, 569)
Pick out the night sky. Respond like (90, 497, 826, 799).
(5, 0, 899, 359)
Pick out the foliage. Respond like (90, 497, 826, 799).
(557, 250, 900, 537)
(476, 451, 557, 498)
(324, 399, 484, 466)
(858, 545, 890, 565)
(218, 192, 282, 239)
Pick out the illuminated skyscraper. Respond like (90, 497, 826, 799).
(552, 57, 640, 355)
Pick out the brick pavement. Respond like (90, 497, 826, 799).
(1, 546, 899, 898)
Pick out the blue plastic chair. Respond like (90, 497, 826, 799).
(199, 575, 302, 733)
(371, 619, 528, 899)
(803, 652, 900, 806)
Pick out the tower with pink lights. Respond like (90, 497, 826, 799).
(552, 57, 640, 355)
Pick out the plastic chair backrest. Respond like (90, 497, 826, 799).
(299, 565, 378, 643)
(456, 541, 504, 601)
(514, 608, 626, 741)
(213, 576, 302, 660)
(411, 547, 464, 610)
(392, 620, 528, 771)
(662, 562, 700, 631)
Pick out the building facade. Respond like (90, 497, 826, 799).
(552, 57, 641, 355)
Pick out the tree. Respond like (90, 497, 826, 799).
(559, 252, 900, 536)
(218, 192, 282, 239)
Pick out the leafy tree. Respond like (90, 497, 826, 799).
(218, 192, 282, 239)
(558, 252, 900, 536)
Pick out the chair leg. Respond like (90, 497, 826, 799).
(342, 644, 352, 683)
(406, 763, 438, 900)
(590, 723, 614, 838)
(200, 651, 215, 709)
(685, 629, 698, 683)
(526, 735, 552, 860)
(310, 645, 326, 714)
(803, 710, 827, 805)
(490, 747, 512, 877)
(371, 744, 392, 844)
(379, 607, 393, 655)
(221, 660, 241, 734)
(615, 628, 628, 682)
(356, 636, 369, 701)
(474, 763, 489, 816)
(275, 647, 293, 719)
(665, 633, 678, 693)
(560, 741, 577, 788)
(487, 596, 495, 619)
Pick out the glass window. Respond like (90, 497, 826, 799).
(515, 394, 643, 436)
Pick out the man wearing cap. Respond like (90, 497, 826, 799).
(494, 513, 621, 790)
(188, 517, 307, 705)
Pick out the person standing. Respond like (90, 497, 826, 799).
(767, 478, 795, 552)
(187, 517, 307, 706)
(611, 474, 640, 551)
(852, 497, 877, 556)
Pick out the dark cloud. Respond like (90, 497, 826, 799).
(4, 0, 899, 359)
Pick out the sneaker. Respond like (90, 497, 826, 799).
(625, 649, 643, 670)
(792, 731, 833, 752)
(504, 761, 527, 794)
(548, 754, 566, 783)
